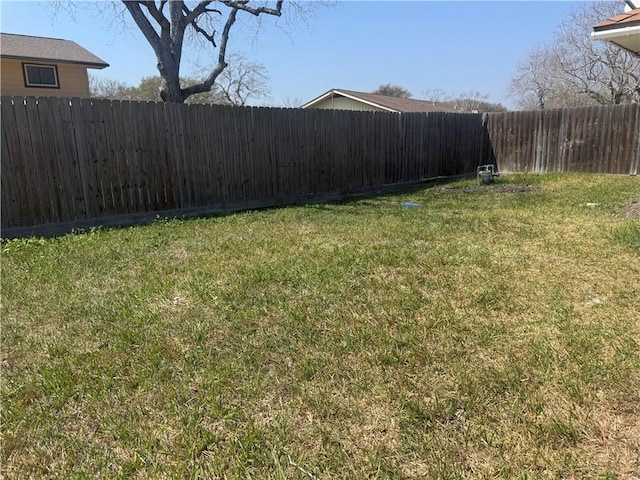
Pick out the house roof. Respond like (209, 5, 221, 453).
(0, 33, 109, 68)
(301, 89, 459, 113)
(593, 8, 640, 31)
(591, 8, 640, 57)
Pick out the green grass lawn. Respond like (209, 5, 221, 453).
(2, 173, 639, 479)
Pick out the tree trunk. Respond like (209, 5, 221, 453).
(123, 1, 283, 104)
(159, 74, 185, 103)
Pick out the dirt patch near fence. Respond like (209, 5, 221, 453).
(625, 197, 640, 220)
(436, 184, 540, 195)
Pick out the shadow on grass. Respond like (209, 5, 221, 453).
(4, 174, 548, 241)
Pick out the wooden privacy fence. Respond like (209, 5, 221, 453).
(2, 97, 638, 238)
(1, 96, 491, 236)
(485, 103, 639, 175)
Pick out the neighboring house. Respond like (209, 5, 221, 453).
(591, 2, 640, 57)
(301, 88, 459, 113)
(0, 33, 109, 97)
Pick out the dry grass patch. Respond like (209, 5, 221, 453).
(2, 173, 639, 479)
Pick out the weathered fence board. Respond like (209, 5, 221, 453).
(1, 96, 638, 237)
(632, 104, 640, 175)
(485, 104, 638, 174)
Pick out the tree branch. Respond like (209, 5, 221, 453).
(142, 0, 169, 30)
(182, 7, 238, 97)
(123, 1, 162, 52)
(181, 3, 218, 47)
(183, 1, 221, 25)
(123, 0, 286, 103)
(220, 0, 283, 17)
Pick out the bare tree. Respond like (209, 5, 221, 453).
(509, 46, 562, 110)
(208, 53, 270, 105)
(372, 84, 412, 98)
(509, 46, 603, 110)
(91, 72, 269, 105)
(554, 1, 639, 104)
(448, 90, 507, 113)
(279, 95, 304, 108)
(423, 89, 507, 112)
(121, 1, 285, 103)
(510, 1, 639, 109)
(422, 88, 448, 102)
(91, 54, 269, 106)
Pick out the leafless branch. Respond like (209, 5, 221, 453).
(118, 1, 291, 102)
(510, 0, 640, 109)
(182, 7, 238, 97)
(220, 0, 283, 17)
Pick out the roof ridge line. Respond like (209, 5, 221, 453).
(1, 32, 68, 42)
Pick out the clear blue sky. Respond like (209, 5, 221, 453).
(1, 1, 588, 109)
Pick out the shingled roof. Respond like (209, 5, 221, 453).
(302, 89, 458, 113)
(593, 8, 640, 31)
(591, 8, 640, 57)
(0, 33, 109, 68)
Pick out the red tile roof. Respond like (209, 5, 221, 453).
(0, 33, 109, 68)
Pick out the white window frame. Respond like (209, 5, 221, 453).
(22, 63, 60, 89)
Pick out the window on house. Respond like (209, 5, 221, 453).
(23, 64, 59, 88)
